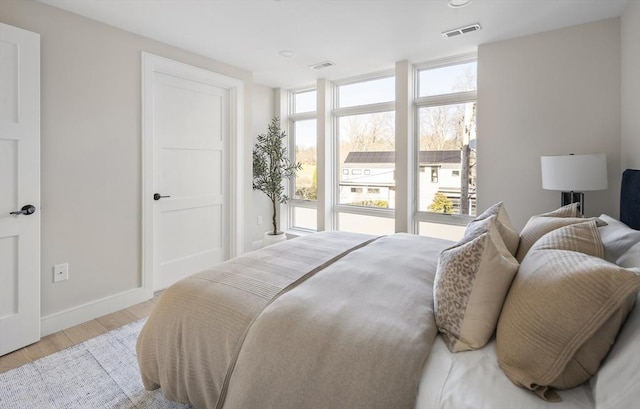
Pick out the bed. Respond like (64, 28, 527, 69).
(137, 169, 640, 409)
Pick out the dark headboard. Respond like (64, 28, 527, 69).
(620, 169, 640, 230)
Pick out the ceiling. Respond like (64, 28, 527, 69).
(37, 0, 629, 89)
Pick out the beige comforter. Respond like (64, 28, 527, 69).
(137, 231, 451, 409)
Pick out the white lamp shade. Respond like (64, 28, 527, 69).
(541, 153, 608, 191)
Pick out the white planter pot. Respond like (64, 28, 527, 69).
(263, 231, 286, 247)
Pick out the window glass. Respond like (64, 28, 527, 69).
(417, 102, 476, 216)
(338, 213, 395, 235)
(293, 119, 317, 200)
(418, 61, 477, 97)
(292, 207, 317, 230)
(294, 90, 317, 113)
(338, 111, 395, 209)
(338, 76, 395, 108)
(418, 222, 465, 241)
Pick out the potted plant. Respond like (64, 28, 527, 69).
(252, 117, 301, 246)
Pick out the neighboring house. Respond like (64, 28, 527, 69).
(341, 150, 476, 212)
(341, 151, 397, 208)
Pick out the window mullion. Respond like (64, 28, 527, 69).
(333, 101, 395, 117)
(414, 91, 477, 108)
(289, 111, 316, 122)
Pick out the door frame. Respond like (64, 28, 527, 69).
(141, 52, 244, 296)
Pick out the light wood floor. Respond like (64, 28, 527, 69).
(0, 292, 163, 374)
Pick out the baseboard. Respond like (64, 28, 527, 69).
(40, 287, 153, 337)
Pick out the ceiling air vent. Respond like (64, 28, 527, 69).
(309, 61, 335, 70)
(442, 23, 482, 38)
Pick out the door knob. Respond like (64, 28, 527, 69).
(10, 204, 36, 216)
(154, 193, 171, 201)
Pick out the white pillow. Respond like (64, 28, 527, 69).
(617, 242, 640, 269)
(589, 291, 640, 409)
(598, 214, 640, 263)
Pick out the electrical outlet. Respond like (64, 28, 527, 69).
(53, 263, 69, 283)
(257, 216, 263, 225)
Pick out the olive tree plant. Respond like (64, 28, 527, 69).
(252, 117, 302, 235)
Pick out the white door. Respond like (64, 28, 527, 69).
(0, 23, 41, 356)
(152, 72, 230, 291)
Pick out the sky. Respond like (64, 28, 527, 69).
(292, 61, 477, 148)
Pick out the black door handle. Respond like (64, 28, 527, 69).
(154, 193, 171, 201)
(10, 204, 36, 216)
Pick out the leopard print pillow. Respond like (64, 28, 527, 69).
(434, 230, 519, 352)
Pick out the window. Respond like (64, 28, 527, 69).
(284, 54, 476, 239)
(294, 90, 316, 113)
(337, 111, 395, 209)
(293, 119, 317, 200)
(418, 61, 477, 97)
(289, 89, 318, 231)
(417, 102, 477, 215)
(334, 74, 395, 235)
(338, 76, 395, 108)
(431, 166, 439, 183)
(415, 58, 477, 240)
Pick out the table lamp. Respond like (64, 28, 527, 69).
(540, 153, 608, 215)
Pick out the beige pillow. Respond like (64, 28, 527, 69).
(434, 227, 519, 353)
(497, 221, 640, 401)
(539, 202, 580, 217)
(460, 214, 499, 243)
(526, 219, 604, 258)
(516, 215, 606, 262)
(466, 202, 519, 256)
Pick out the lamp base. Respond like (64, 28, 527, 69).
(561, 191, 584, 215)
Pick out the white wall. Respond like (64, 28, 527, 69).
(1, 0, 273, 331)
(621, 0, 640, 170)
(477, 18, 621, 230)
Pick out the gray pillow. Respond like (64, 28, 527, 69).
(598, 214, 640, 263)
(617, 242, 640, 269)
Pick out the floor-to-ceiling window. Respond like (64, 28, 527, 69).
(414, 57, 477, 240)
(334, 74, 396, 235)
(288, 89, 318, 231)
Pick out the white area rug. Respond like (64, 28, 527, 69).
(0, 319, 191, 409)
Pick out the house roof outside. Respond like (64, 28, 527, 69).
(344, 150, 461, 165)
